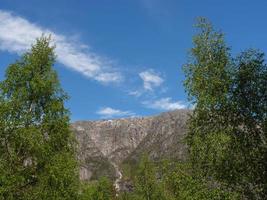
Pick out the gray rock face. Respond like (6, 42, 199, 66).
(72, 109, 190, 182)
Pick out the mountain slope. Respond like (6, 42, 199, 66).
(72, 109, 190, 183)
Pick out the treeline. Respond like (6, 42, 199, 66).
(0, 18, 266, 199)
(79, 156, 238, 200)
(122, 156, 240, 200)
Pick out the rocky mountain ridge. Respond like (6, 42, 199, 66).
(72, 109, 190, 185)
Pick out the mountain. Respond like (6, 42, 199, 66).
(72, 109, 190, 189)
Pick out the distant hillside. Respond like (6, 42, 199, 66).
(72, 109, 190, 187)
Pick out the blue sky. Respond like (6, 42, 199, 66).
(0, 0, 267, 121)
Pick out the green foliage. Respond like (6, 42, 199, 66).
(0, 36, 80, 199)
(226, 49, 267, 198)
(183, 17, 233, 184)
(183, 18, 267, 199)
(183, 17, 231, 107)
(117, 156, 174, 200)
(118, 157, 238, 200)
(133, 155, 171, 200)
(163, 162, 239, 200)
(80, 177, 115, 200)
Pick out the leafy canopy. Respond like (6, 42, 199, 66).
(183, 18, 267, 199)
(0, 36, 79, 200)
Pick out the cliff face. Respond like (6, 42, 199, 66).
(72, 109, 190, 183)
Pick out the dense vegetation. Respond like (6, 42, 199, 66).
(0, 18, 266, 199)
(184, 18, 267, 199)
(0, 37, 80, 199)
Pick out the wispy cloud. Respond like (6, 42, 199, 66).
(139, 69, 164, 91)
(96, 107, 135, 118)
(0, 10, 122, 84)
(143, 97, 187, 111)
(128, 90, 143, 97)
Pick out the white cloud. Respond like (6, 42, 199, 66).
(96, 107, 135, 118)
(143, 97, 187, 111)
(0, 10, 122, 83)
(139, 69, 163, 91)
(128, 90, 142, 97)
